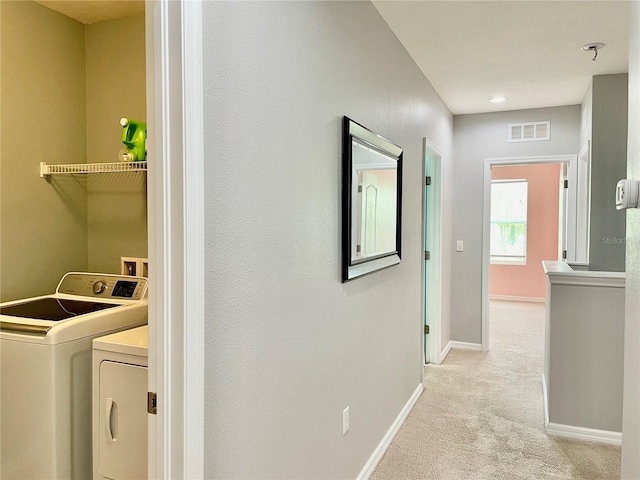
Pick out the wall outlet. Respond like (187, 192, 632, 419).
(121, 257, 149, 277)
(342, 406, 350, 435)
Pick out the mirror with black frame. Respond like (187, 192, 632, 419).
(342, 117, 403, 282)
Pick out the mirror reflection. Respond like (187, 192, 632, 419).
(342, 117, 402, 282)
(351, 140, 398, 262)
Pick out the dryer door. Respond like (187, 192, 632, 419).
(98, 361, 148, 480)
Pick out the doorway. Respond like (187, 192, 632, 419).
(146, 1, 204, 477)
(489, 163, 562, 303)
(481, 154, 580, 352)
(423, 139, 443, 364)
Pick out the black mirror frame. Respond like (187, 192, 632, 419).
(342, 116, 403, 282)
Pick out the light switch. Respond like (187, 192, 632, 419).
(456, 240, 464, 252)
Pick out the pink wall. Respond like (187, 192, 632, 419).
(490, 163, 561, 299)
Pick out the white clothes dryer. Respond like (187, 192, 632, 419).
(0, 272, 148, 480)
(92, 325, 149, 480)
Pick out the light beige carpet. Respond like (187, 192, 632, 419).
(370, 301, 621, 480)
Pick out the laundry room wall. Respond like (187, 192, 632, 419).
(0, 1, 88, 301)
(202, 2, 453, 478)
(85, 13, 147, 274)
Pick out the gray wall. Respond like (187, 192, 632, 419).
(201, 2, 453, 478)
(587, 74, 628, 272)
(622, 4, 640, 477)
(545, 277, 624, 432)
(451, 106, 580, 343)
(0, 1, 88, 301)
(86, 14, 147, 274)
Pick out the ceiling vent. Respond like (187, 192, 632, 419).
(508, 121, 550, 143)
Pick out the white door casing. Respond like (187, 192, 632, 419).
(481, 154, 579, 352)
(146, 0, 204, 477)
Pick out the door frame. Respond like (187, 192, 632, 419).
(481, 154, 578, 352)
(422, 138, 443, 365)
(146, 0, 204, 477)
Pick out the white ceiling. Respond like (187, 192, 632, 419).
(373, 1, 630, 115)
(34, 0, 143, 24)
(34, 0, 630, 115)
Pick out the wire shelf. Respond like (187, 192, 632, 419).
(40, 161, 148, 177)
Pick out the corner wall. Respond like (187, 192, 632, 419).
(85, 14, 147, 274)
(622, 4, 640, 477)
(588, 74, 628, 272)
(0, 1, 88, 301)
(452, 106, 580, 343)
(201, 2, 453, 478)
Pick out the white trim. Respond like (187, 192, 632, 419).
(490, 295, 545, 303)
(542, 376, 621, 446)
(546, 423, 622, 446)
(182, 1, 205, 477)
(542, 374, 549, 429)
(439, 341, 453, 363)
(482, 154, 578, 353)
(147, 0, 204, 477)
(356, 384, 424, 480)
(449, 340, 483, 351)
(542, 261, 625, 288)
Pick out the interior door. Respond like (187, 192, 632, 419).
(424, 168, 430, 363)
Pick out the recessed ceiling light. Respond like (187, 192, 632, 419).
(489, 97, 506, 104)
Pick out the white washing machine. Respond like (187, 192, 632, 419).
(92, 325, 148, 480)
(0, 272, 148, 480)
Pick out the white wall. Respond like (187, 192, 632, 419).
(451, 106, 580, 343)
(622, 4, 640, 477)
(201, 2, 452, 478)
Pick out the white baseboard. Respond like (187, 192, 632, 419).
(546, 422, 622, 446)
(541, 374, 549, 428)
(449, 341, 482, 351)
(439, 341, 482, 363)
(439, 341, 453, 363)
(541, 374, 621, 446)
(357, 383, 424, 480)
(490, 295, 545, 303)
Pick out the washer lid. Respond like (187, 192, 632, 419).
(0, 297, 119, 321)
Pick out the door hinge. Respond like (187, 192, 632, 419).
(425, 251, 430, 260)
(356, 244, 361, 253)
(147, 392, 157, 415)
(564, 179, 569, 189)
(563, 250, 567, 260)
(425, 176, 432, 186)
(424, 324, 430, 335)
(358, 185, 362, 193)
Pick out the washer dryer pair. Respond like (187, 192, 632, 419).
(0, 272, 148, 480)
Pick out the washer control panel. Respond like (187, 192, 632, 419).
(57, 273, 148, 300)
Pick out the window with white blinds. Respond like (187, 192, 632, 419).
(491, 179, 528, 264)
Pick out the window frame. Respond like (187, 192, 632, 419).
(490, 179, 528, 265)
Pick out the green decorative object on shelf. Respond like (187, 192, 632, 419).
(119, 117, 147, 162)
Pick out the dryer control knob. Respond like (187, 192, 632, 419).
(92, 280, 107, 295)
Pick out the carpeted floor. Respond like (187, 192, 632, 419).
(370, 301, 621, 480)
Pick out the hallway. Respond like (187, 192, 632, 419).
(370, 301, 620, 479)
